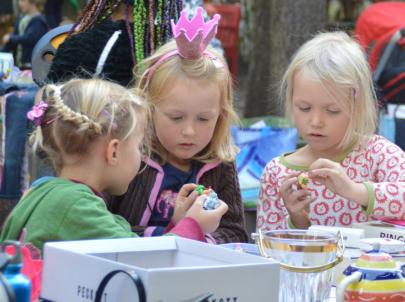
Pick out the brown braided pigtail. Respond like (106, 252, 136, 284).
(69, 0, 110, 35)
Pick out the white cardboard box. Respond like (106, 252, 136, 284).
(308, 225, 365, 248)
(352, 221, 405, 242)
(41, 237, 280, 302)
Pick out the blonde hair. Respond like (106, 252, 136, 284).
(30, 78, 149, 172)
(280, 31, 377, 150)
(135, 39, 239, 163)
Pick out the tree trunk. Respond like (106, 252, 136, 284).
(243, 0, 327, 118)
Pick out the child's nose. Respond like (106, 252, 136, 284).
(181, 122, 196, 136)
(310, 111, 324, 127)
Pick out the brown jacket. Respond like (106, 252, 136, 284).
(107, 157, 249, 243)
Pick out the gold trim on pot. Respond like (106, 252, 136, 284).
(256, 229, 344, 273)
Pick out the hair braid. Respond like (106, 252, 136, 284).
(89, 0, 109, 27)
(100, 0, 122, 21)
(71, 0, 109, 35)
(31, 79, 148, 173)
(48, 85, 103, 135)
(69, 0, 97, 35)
(124, 5, 136, 66)
(148, 0, 155, 53)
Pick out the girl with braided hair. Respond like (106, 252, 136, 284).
(0, 78, 228, 253)
(46, 0, 183, 87)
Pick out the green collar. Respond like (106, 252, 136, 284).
(279, 143, 355, 171)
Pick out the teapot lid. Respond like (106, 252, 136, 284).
(355, 242, 396, 269)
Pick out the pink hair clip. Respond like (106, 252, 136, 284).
(27, 100, 48, 126)
(145, 7, 223, 86)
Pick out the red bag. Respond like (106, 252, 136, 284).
(355, 2, 405, 105)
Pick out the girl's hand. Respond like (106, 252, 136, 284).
(309, 158, 368, 206)
(280, 173, 314, 228)
(185, 195, 228, 234)
(172, 183, 198, 224)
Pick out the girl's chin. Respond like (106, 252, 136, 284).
(105, 184, 129, 196)
(172, 150, 198, 160)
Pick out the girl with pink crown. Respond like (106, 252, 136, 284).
(108, 7, 249, 244)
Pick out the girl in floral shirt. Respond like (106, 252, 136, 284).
(257, 32, 405, 231)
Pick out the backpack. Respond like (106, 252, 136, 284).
(355, 2, 405, 150)
(355, 2, 405, 105)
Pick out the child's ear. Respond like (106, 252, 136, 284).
(106, 139, 120, 165)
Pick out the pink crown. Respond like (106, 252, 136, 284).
(171, 7, 221, 59)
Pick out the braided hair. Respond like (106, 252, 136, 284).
(30, 79, 149, 172)
(69, 0, 183, 65)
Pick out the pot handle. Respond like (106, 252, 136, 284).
(336, 271, 362, 302)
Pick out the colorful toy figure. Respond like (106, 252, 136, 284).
(194, 185, 219, 210)
(194, 185, 206, 196)
(203, 191, 220, 210)
(297, 172, 309, 189)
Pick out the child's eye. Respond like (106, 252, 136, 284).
(299, 107, 310, 112)
(326, 109, 341, 114)
(198, 117, 210, 122)
(170, 116, 183, 121)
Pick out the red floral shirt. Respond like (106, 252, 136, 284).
(257, 135, 405, 230)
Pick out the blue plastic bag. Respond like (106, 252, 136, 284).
(378, 107, 396, 143)
(378, 104, 405, 150)
(232, 125, 298, 207)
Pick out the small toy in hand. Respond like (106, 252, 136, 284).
(194, 185, 220, 210)
(297, 172, 309, 189)
(203, 191, 220, 210)
(194, 185, 206, 196)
